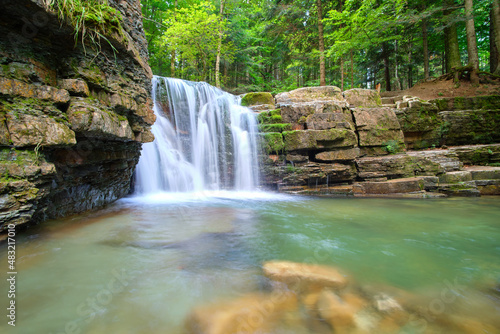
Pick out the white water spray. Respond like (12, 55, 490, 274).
(135, 77, 260, 194)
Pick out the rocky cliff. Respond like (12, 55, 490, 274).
(251, 87, 500, 197)
(0, 0, 154, 231)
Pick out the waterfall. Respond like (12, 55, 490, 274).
(135, 76, 260, 194)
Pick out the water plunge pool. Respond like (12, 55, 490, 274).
(1, 193, 499, 333)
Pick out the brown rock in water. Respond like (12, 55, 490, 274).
(185, 292, 298, 334)
(316, 290, 356, 333)
(262, 261, 348, 293)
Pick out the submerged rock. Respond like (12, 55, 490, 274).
(262, 261, 348, 293)
(185, 292, 298, 334)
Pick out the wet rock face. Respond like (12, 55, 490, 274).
(0, 0, 153, 230)
(258, 87, 500, 197)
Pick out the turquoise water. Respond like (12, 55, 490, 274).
(1, 193, 499, 333)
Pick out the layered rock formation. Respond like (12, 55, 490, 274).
(0, 0, 154, 230)
(252, 87, 500, 197)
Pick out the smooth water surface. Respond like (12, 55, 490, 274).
(1, 195, 499, 333)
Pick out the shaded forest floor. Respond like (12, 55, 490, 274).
(381, 77, 500, 101)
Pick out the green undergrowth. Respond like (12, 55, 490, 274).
(45, 0, 125, 54)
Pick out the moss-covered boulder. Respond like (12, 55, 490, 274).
(343, 88, 382, 108)
(275, 86, 344, 104)
(241, 92, 274, 107)
(283, 129, 357, 151)
(258, 123, 292, 133)
(259, 132, 285, 153)
(306, 112, 354, 130)
(257, 109, 283, 124)
(353, 107, 405, 151)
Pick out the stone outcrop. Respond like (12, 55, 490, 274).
(0, 0, 153, 230)
(255, 87, 500, 197)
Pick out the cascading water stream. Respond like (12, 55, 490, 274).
(135, 76, 260, 194)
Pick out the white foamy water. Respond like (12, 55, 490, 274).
(135, 77, 260, 194)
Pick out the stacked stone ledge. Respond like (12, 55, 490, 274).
(245, 86, 500, 197)
(0, 0, 154, 231)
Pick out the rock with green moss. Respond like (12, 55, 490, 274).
(67, 97, 134, 141)
(438, 110, 500, 146)
(315, 148, 360, 161)
(353, 107, 405, 150)
(257, 110, 283, 124)
(259, 132, 285, 153)
(306, 112, 354, 130)
(6, 114, 76, 147)
(241, 92, 274, 107)
(343, 88, 382, 108)
(258, 123, 292, 133)
(432, 96, 500, 112)
(356, 154, 444, 180)
(280, 101, 347, 126)
(275, 86, 344, 104)
(283, 129, 357, 151)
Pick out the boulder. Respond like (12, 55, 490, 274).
(356, 154, 444, 180)
(283, 129, 357, 152)
(317, 290, 356, 332)
(262, 261, 348, 292)
(241, 92, 275, 108)
(353, 178, 424, 195)
(280, 101, 347, 125)
(6, 114, 76, 147)
(67, 97, 134, 141)
(0, 77, 70, 104)
(185, 292, 298, 334)
(306, 112, 354, 130)
(343, 88, 382, 108)
(60, 79, 90, 97)
(275, 86, 344, 104)
(315, 148, 360, 161)
(353, 107, 405, 149)
(438, 110, 500, 146)
(438, 171, 472, 183)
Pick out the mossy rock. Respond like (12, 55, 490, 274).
(258, 123, 292, 133)
(257, 111, 283, 124)
(241, 92, 274, 107)
(259, 132, 284, 153)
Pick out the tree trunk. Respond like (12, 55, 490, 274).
(215, 0, 225, 88)
(350, 49, 354, 88)
(408, 43, 413, 88)
(394, 40, 401, 90)
(317, 0, 326, 86)
(444, 1, 462, 73)
(465, 0, 480, 84)
(340, 57, 344, 91)
(492, 0, 500, 74)
(383, 43, 391, 91)
(422, 18, 430, 80)
(170, 0, 178, 78)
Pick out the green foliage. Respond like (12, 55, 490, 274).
(262, 132, 285, 153)
(45, 0, 124, 54)
(384, 139, 403, 154)
(142, 0, 495, 92)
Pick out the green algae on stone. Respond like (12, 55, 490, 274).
(241, 92, 274, 107)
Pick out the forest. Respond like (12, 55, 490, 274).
(141, 0, 500, 94)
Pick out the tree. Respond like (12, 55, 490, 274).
(317, 0, 326, 86)
(492, 0, 500, 74)
(464, 0, 480, 84)
(444, 0, 462, 73)
(161, 1, 233, 82)
(215, 0, 226, 88)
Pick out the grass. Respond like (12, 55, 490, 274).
(44, 0, 125, 55)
